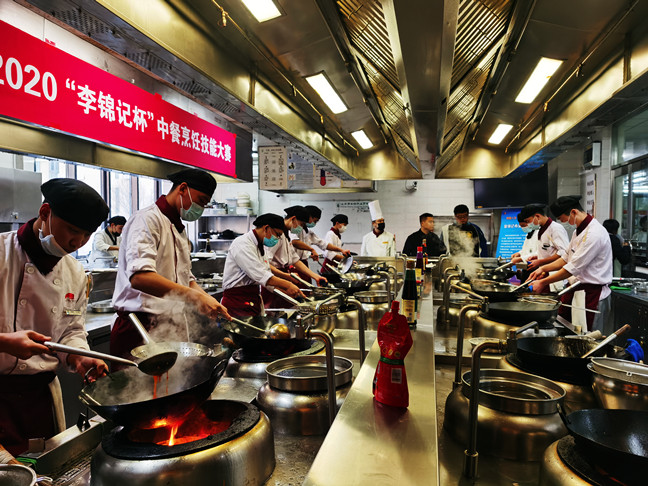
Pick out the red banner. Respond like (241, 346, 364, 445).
(0, 20, 236, 177)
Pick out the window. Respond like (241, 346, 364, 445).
(75, 165, 105, 259)
(33, 157, 68, 181)
(110, 171, 133, 218)
(138, 175, 157, 209)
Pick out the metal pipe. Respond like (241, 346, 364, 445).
(375, 271, 393, 308)
(309, 330, 337, 426)
(453, 304, 481, 390)
(442, 268, 460, 326)
(346, 297, 367, 365)
(464, 339, 508, 478)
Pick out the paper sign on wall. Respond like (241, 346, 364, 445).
(259, 146, 287, 190)
(585, 172, 596, 217)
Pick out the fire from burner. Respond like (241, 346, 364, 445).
(128, 406, 233, 446)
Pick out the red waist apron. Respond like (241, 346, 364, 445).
(262, 265, 290, 309)
(221, 284, 263, 317)
(0, 372, 56, 456)
(558, 283, 603, 331)
(110, 311, 156, 369)
(296, 259, 313, 286)
(320, 258, 336, 275)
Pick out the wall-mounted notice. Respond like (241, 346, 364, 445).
(496, 208, 526, 259)
(312, 167, 342, 188)
(585, 172, 596, 217)
(259, 146, 287, 190)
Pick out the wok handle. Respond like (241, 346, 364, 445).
(514, 321, 539, 335)
(128, 313, 152, 344)
(494, 261, 514, 272)
(557, 281, 581, 297)
(290, 273, 316, 288)
(556, 403, 571, 427)
(273, 288, 302, 307)
(325, 262, 343, 276)
(44, 342, 138, 368)
(581, 324, 631, 358)
(228, 317, 266, 334)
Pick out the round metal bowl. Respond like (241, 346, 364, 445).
(461, 368, 565, 415)
(588, 363, 648, 410)
(590, 357, 648, 385)
(353, 290, 389, 304)
(90, 300, 115, 313)
(265, 355, 353, 392)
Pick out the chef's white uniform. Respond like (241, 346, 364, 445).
(324, 229, 343, 260)
(293, 230, 327, 260)
(536, 219, 569, 260)
(112, 203, 195, 315)
(361, 230, 396, 257)
(519, 234, 538, 261)
(90, 229, 120, 264)
(266, 233, 300, 269)
(223, 231, 274, 290)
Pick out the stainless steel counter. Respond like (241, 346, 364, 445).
(304, 297, 438, 486)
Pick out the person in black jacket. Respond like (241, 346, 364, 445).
(603, 219, 631, 277)
(402, 213, 446, 257)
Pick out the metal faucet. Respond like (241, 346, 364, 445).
(442, 267, 461, 327)
(309, 327, 337, 427)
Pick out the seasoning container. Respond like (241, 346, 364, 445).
(372, 300, 413, 408)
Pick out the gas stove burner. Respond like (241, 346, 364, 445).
(556, 436, 609, 486)
(232, 339, 325, 363)
(103, 400, 259, 459)
(91, 400, 275, 486)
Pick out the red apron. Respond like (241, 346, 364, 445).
(0, 372, 56, 456)
(262, 265, 291, 308)
(558, 283, 603, 331)
(110, 311, 156, 369)
(296, 259, 313, 286)
(320, 258, 336, 275)
(221, 284, 263, 317)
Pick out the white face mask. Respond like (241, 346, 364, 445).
(561, 212, 577, 230)
(338, 225, 347, 234)
(39, 214, 69, 257)
(179, 190, 204, 222)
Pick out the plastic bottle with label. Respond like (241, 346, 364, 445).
(372, 300, 413, 408)
(402, 259, 418, 328)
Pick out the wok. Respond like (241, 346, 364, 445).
(332, 276, 381, 294)
(485, 301, 560, 323)
(559, 407, 648, 485)
(470, 279, 527, 302)
(513, 336, 613, 384)
(79, 355, 227, 429)
(220, 315, 312, 356)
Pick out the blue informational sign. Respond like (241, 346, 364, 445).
(496, 209, 526, 259)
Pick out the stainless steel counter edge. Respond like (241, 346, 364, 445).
(303, 299, 439, 486)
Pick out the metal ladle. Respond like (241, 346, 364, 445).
(42, 341, 141, 369)
(227, 316, 291, 340)
(128, 313, 179, 375)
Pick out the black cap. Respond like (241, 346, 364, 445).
(41, 179, 109, 232)
(550, 195, 582, 218)
(107, 216, 127, 226)
(331, 214, 349, 224)
(253, 213, 285, 230)
(519, 203, 546, 220)
(305, 205, 322, 219)
(168, 168, 217, 197)
(284, 205, 309, 223)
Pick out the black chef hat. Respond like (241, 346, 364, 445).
(107, 216, 127, 226)
(253, 213, 285, 230)
(168, 168, 217, 197)
(284, 205, 309, 223)
(550, 195, 583, 218)
(305, 205, 322, 219)
(41, 179, 109, 233)
(331, 214, 349, 224)
(519, 203, 546, 220)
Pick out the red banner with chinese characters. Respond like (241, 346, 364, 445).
(0, 20, 236, 177)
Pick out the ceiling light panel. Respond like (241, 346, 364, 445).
(351, 130, 373, 149)
(515, 57, 563, 104)
(305, 73, 348, 114)
(240, 0, 282, 23)
(488, 124, 513, 145)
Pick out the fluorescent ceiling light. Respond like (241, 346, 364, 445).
(305, 73, 347, 114)
(351, 130, 373, 149)
(515, 57, 563, 104)
(488, 124, 513, 145)
(240, 0, 281, 22)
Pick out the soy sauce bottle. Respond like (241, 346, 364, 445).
(402, 259, 418, 328)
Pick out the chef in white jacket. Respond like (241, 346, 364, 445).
(111, 168, 231, 362)
(90, 215, 126, 266)
(321, 214, 350, 271)
(361, 200, 396, 257)
(0, 179, 109, 455)
(527, 196, 613, 333)
(514, 203, 569, 270)
(292, 206, 350, 270)
(221, 213, 305, 317)
(510, 211, 538, 262)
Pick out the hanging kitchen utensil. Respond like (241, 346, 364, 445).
(42, 341, 140, 369)
(557, 406, 648, 485)
(581, 324, 631, 358)
(78, 355, 228, 430)
(128, 314, 178, 375)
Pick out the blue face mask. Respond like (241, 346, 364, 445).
(527, 223, 541, 231)
(560, 213, 577, 231)
(180, 190, 204, 222)
(264, 235, 279, 247)
(290, 225, 303, 235)
(521, 225, 534, 234)
(39, 214, 69, 257)
(306, 222, 316, 228)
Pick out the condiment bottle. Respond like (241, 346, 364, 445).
(402, 259, 418, 328)
(373, 300, 413, 408)
(415, 246, 424, 281)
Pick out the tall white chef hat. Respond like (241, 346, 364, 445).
(368, 200, 383, 221)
